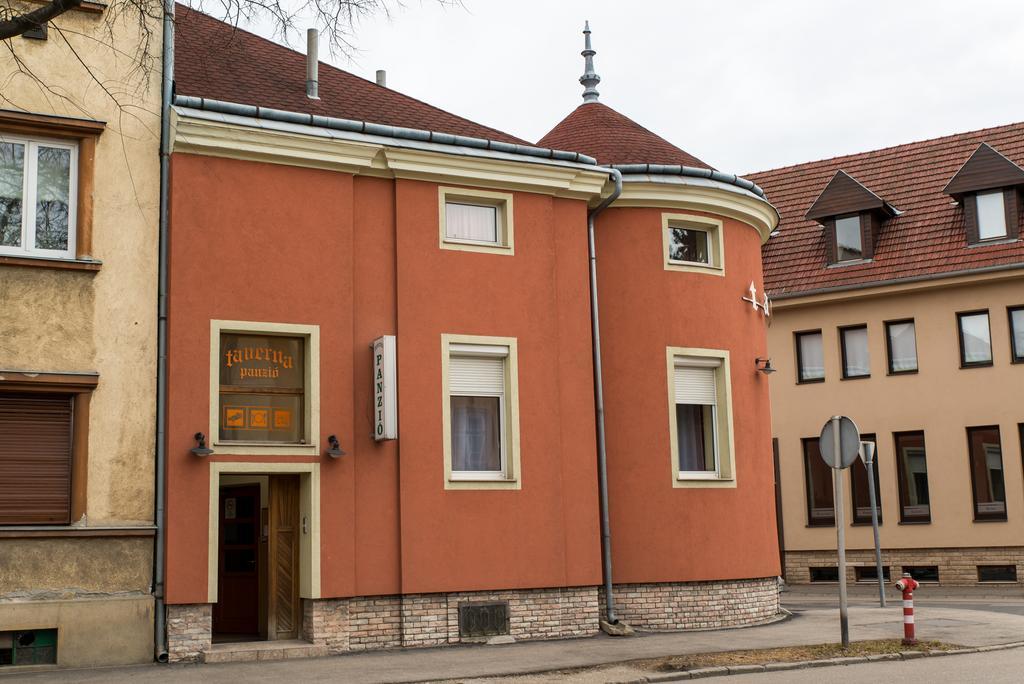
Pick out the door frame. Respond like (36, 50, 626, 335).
(207, 462, 321, 604)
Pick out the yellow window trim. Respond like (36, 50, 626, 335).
(662, 213, 725, 276)
(438, 186, 515, 256)
(207, 461, 321, 603)
(666, 346, 737, 488)
(441, 333, 521, 490)
(209, 319, 321, 456)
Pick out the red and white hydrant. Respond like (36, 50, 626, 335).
(895, 572, 920, 645)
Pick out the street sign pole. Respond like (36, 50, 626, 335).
(832, 416, 849, 648)
(862, 442, 886, 608)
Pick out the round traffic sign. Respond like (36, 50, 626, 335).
(819, 416, 861, 469)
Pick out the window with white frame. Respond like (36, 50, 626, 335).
(668, 350, 735, 486)
(662, 214, 723, 274)
(443, 338, 520, 486)
(439, 187, 514, 254)
(975, 191, 1008, 241)
(674, 359, 720, 477)
(0, 136, 77, 258)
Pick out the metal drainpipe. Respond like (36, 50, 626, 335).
(153, 0, 174, 664)
(587, 168, 622, 624)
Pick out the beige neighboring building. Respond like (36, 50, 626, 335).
(751, 122, 1024, 586)
(0, 2, 161, 668)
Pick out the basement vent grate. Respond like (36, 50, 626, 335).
(458, 601, 510, 639)
(0, 629, 58, 666)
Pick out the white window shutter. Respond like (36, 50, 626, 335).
(450, 355, 505, 395)
(674, 365, 717, 405)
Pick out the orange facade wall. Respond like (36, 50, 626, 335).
(165, 154, 603, 604)
(593, 207, 780, 584)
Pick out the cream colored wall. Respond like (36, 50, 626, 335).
(769, 274, 1024, 552)
(1, 7, 162, 524)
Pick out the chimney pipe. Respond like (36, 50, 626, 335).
(306, 28, 319, 99)
(376, 69, 387, 88)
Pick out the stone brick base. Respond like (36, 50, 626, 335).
(603, 577, 781, 631)
(167, 578, 784, 662)
(302, 586, 600, 654)
(166, 603, 211, 663)
(785, 546, 1024, 586)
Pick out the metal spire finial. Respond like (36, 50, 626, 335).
(579, 20, 601, 103)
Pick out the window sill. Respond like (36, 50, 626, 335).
(673, 476, 736, 489)
(0, 254, 102, 272)
(445, 477, 520, 491)
(840, 374, 871, 381)
(826, 258, 873, 269)
(967, 236, 1019, 248)
(440, 239, 513, 256)
(211, 442, 319, 456)
(972, 517, 1008, 523)
(898, 520, 932, 525)
(887, 369, 919, 376)
(959, 361, 994, 369)
(664, 261, 725, 276)
(851, 521, 883, 526)
(797, 377, 826, 385)
(806, 523, 836, 528)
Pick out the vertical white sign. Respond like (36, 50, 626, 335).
(373, 335, 397, 441)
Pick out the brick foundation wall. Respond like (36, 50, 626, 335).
(168, 578, 783, 662)
(604, 577, 781, 631)
(166, 603, 211, 663)
(785, 546, 1024, 585)
(302, 586, 599, 655)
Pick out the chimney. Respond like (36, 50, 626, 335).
(306, 28, 320, 99)
(376, 70, 387, 88)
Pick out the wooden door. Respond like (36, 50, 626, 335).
(268, 475, 300, 640)
(213, 485, 261, 637)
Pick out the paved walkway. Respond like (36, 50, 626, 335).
(7, 589, 1024, 682)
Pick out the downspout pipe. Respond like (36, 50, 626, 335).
(587, 168, 622, 625)
(154, 0, 174, 664)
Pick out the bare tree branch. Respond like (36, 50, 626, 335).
(0, 0, 82, 40)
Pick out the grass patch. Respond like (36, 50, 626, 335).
(643, 639, 960, 672)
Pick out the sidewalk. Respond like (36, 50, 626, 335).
(6, 592, 1024, 683)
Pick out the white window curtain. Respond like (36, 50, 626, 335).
(960, 314, 992, 363)
(842, 327, 870, 376)
(976, 192, 1007, 240)
(799, 333, 825, 380)
(449, 351, 506, 474)
(888, 322, 918, 371)
(445, 202, 498, 243)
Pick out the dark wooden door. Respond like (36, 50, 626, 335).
(268, 475, 300, 640)
(213, 484, 261, 637)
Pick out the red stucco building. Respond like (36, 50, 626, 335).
(162, 8, 781, 661)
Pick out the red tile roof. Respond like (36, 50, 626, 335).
(537, 102, 712, 169)
(173, 5, 527, 145)
(750, 122, 1024, 297)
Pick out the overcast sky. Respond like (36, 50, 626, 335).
(246, 0, 1024, 174)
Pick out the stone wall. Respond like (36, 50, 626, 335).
(785, 546, 1024, 585)
(604, 577, 781, 630)
(170, 578, 784, 662)
(302, 586, 599, 655)
(167, 603, 212, 663)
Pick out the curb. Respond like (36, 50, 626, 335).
(633, 640, 1024, 681)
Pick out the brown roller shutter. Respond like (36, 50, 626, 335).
(0, 393, 72, 524)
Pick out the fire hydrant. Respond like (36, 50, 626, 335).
(895, 572, 920, 645)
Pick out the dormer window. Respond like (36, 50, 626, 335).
(834, 215, 863, 262)
(805, 170, 897, 266)
(975, 191, 1008, 240)
(944, 143, 1024, 246)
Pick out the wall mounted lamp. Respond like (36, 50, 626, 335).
(326, 434, 347, 458)
(191, 432, 214, 457)
(755, 357, 776, 375)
